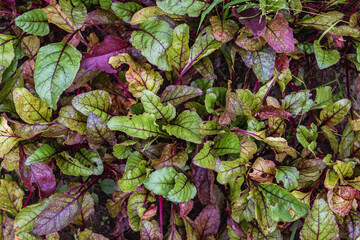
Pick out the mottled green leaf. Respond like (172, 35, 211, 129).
(118, 160, 147, 193)
(232, 191, 255, 223)
(210, 16, 239, 43)
(167, 173, 196, 203)
(275, 166, 299, 191)
(216, 158, 247, 185)
(327, 186, 358, 217)
(0, 34, 15, 75)
(157, 0, 206, 17)
(249, 157, 276, 183)
(2, 144, 36, 171)
(34, 42, 81, 109)
(140, 220, 162, 240)
(161, 85, 203, 106)
(297, 11, 344, 31)
(43, 2, 77, 33)
(111, 2, 142, 23)
(73, 192, 95, 226)
(236, 27, 266, 51)
(141, 90, 176, 122)
(320, 99, 351, 127)
(281, 90, 313, 116)
(59, 0, 87, 29)
(86, 112, 116, 151)
(253, 189, 277, 235)
(14, 202, 44, 234)
(0, 179, 24, 215)
(25, 144, 56, 166)
(127, 190, 155, 231)
(314, 40, 340, 69)
(79, 228, 109, 240)
(57, 105, 87, 135)
(106, 191, 129, 218)
(0, 116, 23, 158)
(15, 9, 49, 36)
(167, 24, 190, 73)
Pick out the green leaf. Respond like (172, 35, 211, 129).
(130, 17, 173, 71)
(13, 88, 52, 124)
(15, 9, 49, 36)
(111, 2, 142, 23)
(161, 85, 203, 106)
(57, 105, 87, 135)
(141, 90, 176, 122)
(281, 90, 313, 116)
(321, 125, 339, 154)
(259, 0, 288, 14)
(275, 166, 299, 191)
(258, 183, 309, 222)
(211, 132, 241, 156)
(232, 192, 255, 223)
(73, 192, 95, 225)
(127, 190, 155, 231)
(297, 11, 344, 31)
(300, 198, 339, 240)
(33, 193, 81, 235)
(328, 186, 358, 217)
(2, 144, 36, 171)
(216, 158, 247, 185)
(34, 42, 82, 109)
(56, 149, 103, 176)
(314, 40, 340, 69)
(163, 110, 202, 144)
(167, 23, 190, 73)
(312, 86, 333, 110)
(193, 58, 217, 81)
(106, 191, 129, 218)
(59, 0, 88, 29)
(0, 116, 23, 158)
(125, 152, 146, 172)
(320, 99, 351, 127)
(79, 228, 109, 240)
(72, 90, 111, 122)
(108, 113, 161, 139)
(236, 27, 266, 51)
(333, 160, 353, 184)
(14, 202, 44, 234)
(339, 123, 355, 159)
(253, 189, 277, 235)
(144, 167, 177, 197)
(156, 0, 206, 17)
(86, 112, 116, 151)
(113, 141, 135, 159)
(193, 141, 216, 170)
(210, 16, 239, 43)
(167, 173, 196, 203)
(325, 169, 339, 189)
(296, 124, 318, 154)
(0, 179, 24, 215)
(99, 0, 112, 10)
(25, 144, 56, 166)
(141, 220, 163, 240)
(182, 26, 222, 72)
(0, 34, 15, 73)
(118, 160, 147, 193)
(129, 6, 166, 25)
(43, 2, 77, 33)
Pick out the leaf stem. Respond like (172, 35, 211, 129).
(113, 73, 133, 99)
(159, 195, 163, 236)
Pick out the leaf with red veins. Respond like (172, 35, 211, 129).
(327, 186, 359, 217)
(193, 205, 220, 239)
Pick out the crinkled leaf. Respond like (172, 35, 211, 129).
(210, 16, 239, 43)
(193, 205, 220, 238)
(72, 90, 111, 122)
(216, 158, 247, 185)
(263, 13, 294, 53)
(156, 0, 206, 17)
(167, 23, 190, 73)
(140, 220, 163, 240)
(13, 87, 52, 124)
(249, 157, 276, 183)
(43, 2, 77, 32)
(144, 167, 177, 197)
(0, 116, 23, 158)
(118, 160, 147, 193)
(182, 26, 222, 72)
(258, 183, 309, 222)
(161, 85, 203, 106)
(130, 17, 173, 71)
(15, 9, 49, 36)
(167, 173, 196, 203)
(320, 99, 351, 127)
(314, 40, 340, 69)
(300, 198, 339, 240)
(327, 186, 359, 217)
(141, 90, 176, 121)
(0, 179, 24, 215)
(108, 113, 161, 139)
(86, 112, 116, 150)
(14, 202, 45, 235)
(81, 35, 130, 73)
(111, 2, 142, 23)
(34, 42, 82, 109)
(193, 141, 216, 170)
(56, 149, 103, 176)
(211, 132, 241, 156)
(57, 105, 87, 135)
(281, 90, 313, 116)
(113, 140, 136, 159)
(163, 110, 202, 144)
(79, 228, 109, 240)
(128, 190, 155, 231)
(275, 166, 299, 191)
(33, 193, 81, 235)
(238, 46, 276, 82)
(59, 0, 87, 29)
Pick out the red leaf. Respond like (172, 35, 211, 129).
(191, 165, 214, 205)
(193, 205, 220, 238)
(80, 35, 130, 73)
(233, 8, 267, 37)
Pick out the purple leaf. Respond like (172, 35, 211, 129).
(193, 205, 220, 238)
(191, 165, 214, 205)
(33, 193, 81, 235)
(80, 35, 130, 73)
(233, 8, 267, 37)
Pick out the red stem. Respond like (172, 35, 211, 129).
(113, 73, 133, 99)
(159, 195, 163, 236)
(23, 191, 33, 208)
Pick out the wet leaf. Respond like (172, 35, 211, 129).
(327, 186, 359, 217)
(14, 202, 44, 235)
(144, 167, 177, 197)
(130, 17, 173, 71)
(111, 2, 142, 23)
(13, 88, 52, 124)
(167, 173, 196, 203)
(263, 13, 294, 53)
(320, 99, 351, 127)
(86, 112, 116, 150)
(193, 205, 220, 238)
(57, 105, 87, 135)
(161, 85, 203, 106)
(157, 0, 206, 17)
(33, 193, 81, 235)
(34, 42, 82, 109)
(258, 183, 309, 222)
(118, 160, 147, 193)
(56, 149, 103, 176)
(210, 16, 239, 43)
(163, 110, 202, 144)
(167, 24, 190, 73)
(275, 166, 299, 191)
(108, 113, 161, 139)
(141, 90, 176, 122)
(249, 157, 276, 183)
(15, 9, 49, 36)
(0, 179, 24, 215)
(140, 220, 162, 240)
(314, 40, 340, 69)
(300, 198, 339, 240)
(81, 35, 130, 74)
(0, 116, 23, 158)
